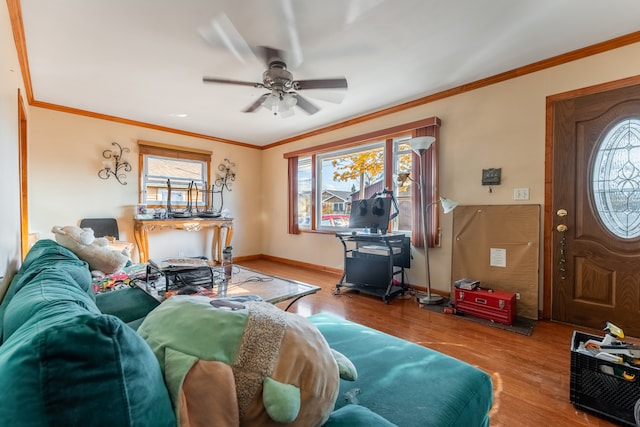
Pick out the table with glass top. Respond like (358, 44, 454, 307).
(222, 266, 320, 310)
(140, 263, 320, 311)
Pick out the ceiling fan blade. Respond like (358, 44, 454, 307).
(345, 0, 385, 25)
(279, 0, 304, 68)
(243, 93, 270, 113)
(293, 93, 320, 115)
(198, 13, 256, 64)
(203, 77, 263, 88)
(293, 78, 348, 90)
(301, 90, 347, 104)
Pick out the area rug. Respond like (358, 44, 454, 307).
(421, 297, 536, 336)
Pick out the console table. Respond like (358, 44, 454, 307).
(335, 232, 410, 303)
(134, 218, 233, 263)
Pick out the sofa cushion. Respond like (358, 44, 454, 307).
(0, 239, 96, 343)
(0, 240, 175, 427)
(0, 312, 176, 427)
(324, 404, 398, 426)
(95, 286, 160, 329)
(309, 313, 493, 427)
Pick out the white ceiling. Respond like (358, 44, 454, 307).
(18, 0, 640, 146)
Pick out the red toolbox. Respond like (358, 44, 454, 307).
(454, 288, 516, 325)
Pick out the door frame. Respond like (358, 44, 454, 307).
(18, 89, 28, 259)
(543, 74, 640, 319)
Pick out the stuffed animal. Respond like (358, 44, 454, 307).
(51, 225, 130, 275)
(138, 296, 357, 427)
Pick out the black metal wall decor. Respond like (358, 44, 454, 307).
(213, 158, 236, 211)
(98, 142, 131, 185)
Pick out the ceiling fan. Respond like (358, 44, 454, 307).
(202, 46, 348, 117)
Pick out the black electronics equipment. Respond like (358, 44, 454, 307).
(349, 197, 392, 233)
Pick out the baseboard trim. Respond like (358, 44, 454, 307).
(233, 254, 343, 276)
(232, 254, 263, 263)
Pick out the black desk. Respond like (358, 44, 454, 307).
(335, 232, 410, 303)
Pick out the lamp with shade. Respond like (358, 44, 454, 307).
(408, 136, 458, 305)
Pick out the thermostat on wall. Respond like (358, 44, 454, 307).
(482, 168, 501, 186)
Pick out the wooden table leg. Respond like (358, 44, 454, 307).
(212, 226, 220, 264)
(134, 227, 149, 263)
(224, 225, 234, 248)
(213, 224, 233, 263)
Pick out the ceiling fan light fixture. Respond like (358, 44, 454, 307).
(262, 91, 297, 117)
(279, 105, 295, 118)
(284, 92, 297, 107)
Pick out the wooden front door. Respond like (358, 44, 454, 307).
(552, 82, 640, 337)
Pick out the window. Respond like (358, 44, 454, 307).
(319, 141, 385, 230)
(393, 136, 414, 231)
(297, 156, 312, 227)
(285, 117, 441, 246)
(138, 140, 212, 209)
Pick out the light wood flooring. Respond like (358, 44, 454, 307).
(238, 258, 628, 427)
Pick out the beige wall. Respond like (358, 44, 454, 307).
(261, 42, 640, 301)
(27, 108, 262, 262)
(0, 4, 26, 278)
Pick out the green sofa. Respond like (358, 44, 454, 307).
(0, 240, 493, 426)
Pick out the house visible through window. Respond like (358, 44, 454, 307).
(138, 140, 212, 210)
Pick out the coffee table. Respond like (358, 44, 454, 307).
(223, 266, 321, 311)
(139, 264, 320, 311)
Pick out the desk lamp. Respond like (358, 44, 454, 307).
(409, 136, 458, 305)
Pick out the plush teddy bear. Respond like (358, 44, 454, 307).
(51, 225, 130, 275)
(138, 296, 357, 427)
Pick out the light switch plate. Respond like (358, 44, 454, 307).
(513, 188, 530, 200)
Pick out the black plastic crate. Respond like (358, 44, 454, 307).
(570, 331, 640, 425)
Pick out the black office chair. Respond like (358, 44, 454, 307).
(79, 218, 119, 240)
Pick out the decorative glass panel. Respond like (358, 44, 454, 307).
(592, 118, 640, 238)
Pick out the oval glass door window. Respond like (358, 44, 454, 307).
(592, 118, 640, 238)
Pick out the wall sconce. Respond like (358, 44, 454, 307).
(98, 142, 131, 185)
(213, 158, 236, 211)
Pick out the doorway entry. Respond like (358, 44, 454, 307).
(547, 78, 640, 337)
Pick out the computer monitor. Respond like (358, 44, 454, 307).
(349, 197, 393, 233)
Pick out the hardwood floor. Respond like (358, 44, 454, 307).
(238, 258, 627, 427)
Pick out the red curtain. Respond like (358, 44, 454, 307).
(411, 123, 440, 248)
(287, 157, 300, 234)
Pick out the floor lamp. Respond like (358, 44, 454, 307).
(409, 136, 458, 305)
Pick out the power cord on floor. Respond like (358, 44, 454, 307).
(237, 276, 273, 284)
